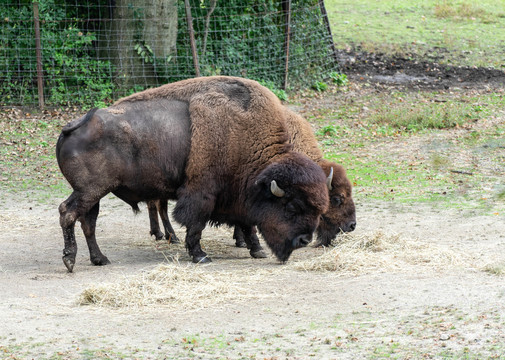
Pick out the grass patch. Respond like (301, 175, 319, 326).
(304, 85, 505, 212)
(325, 0, 505, 68)
(368, 101, 479, 131)
(434, 1, 491, 22)
(0, 109, 73, 203)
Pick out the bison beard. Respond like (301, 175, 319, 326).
(56, 76, 329, 271)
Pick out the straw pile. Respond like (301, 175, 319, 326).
(78, 260, 271, 310)
(290, 230, 471, 275)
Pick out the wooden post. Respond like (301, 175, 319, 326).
(33, 1, 45, 109)
(318, 0, 339, 66)
(282, 0, 292, 90)
(184, 0, 200, 77)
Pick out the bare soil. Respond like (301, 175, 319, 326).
(1, 194, 505, 359)
(1, 56, 505, 359)
(336, 49, 505, 90)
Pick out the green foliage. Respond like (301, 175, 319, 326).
(174, 0, 333, 87)
(316, 124, 338, 137)
(0, 0, 115, 107)
(329, 72, 348, 86)
(134, 43, 154, 64)
(258, 80, 288, 101)
(311, 81, 328, 92)
(1, 0, 335, 106)
(42, 25, 115, 107)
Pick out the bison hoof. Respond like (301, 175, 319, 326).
(167, 234, 180, 244)
(235, 239, 247, 248)
(192, 255, 212, 264)
(250, 249, 268, 259)
(62, 256, 75, 273)
(151, 231, 164, 240)
(91, 255, 111, 266)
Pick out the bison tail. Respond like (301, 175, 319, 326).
(61, 108, 99, 135)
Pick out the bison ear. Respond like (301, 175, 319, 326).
(270, 180, 285, 197)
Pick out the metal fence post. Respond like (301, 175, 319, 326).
(33, 1, 45, 109)
(319, 0, 339, 66)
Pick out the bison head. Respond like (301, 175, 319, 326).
(313, 160, 356, 247)
(247, 153, 329, 262)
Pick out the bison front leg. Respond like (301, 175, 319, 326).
(239, 226, 267, 259)
(174, 189, 214, 264)
(81, 201, 110, 267)
(233, 226, 247, 248)
(184, 223, 211, 263)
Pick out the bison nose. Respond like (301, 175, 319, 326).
(292, 233, 312, 248)
(348, 221, 356, 232)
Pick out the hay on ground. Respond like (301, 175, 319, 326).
(290, 230, 471, 275)
(482, 261, 505, 276)
(78, 260, 270, 310)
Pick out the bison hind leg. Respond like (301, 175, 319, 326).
(157, 200, 180, 244)
(147, 201, 165, 240)
(59, 193, 80, 272)
(81, 202, 110, 266)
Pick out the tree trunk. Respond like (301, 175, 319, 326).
(102, 0, 178, 89)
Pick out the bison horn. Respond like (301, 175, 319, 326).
(327, 167, 334, 191)
(270, 180, 285, 197)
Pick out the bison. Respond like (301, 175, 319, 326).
(56, 76, 329, 271)
(284, 108, 356, 246)
(147, 107, 356, 249)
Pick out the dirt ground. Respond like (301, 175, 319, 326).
(1, 187, 505, 359)
(1, 57, 505, 359)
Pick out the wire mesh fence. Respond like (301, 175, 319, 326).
(0, 0, 338, 108)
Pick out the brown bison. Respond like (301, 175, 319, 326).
(56, 76, 329, 271)
(284, 108, 356, 246)
(147, 107, 356, 249)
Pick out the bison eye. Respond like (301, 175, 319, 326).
(331, 196, 343, 207)
(286, 202, 300, 216)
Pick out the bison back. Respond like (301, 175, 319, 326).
(56, 99, 191, 205)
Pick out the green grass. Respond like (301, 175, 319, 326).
(301, 84, 505, 213)
(0, 111, 71, 204)
(2, 86, 504, 214)
(325, 0, 505, 68)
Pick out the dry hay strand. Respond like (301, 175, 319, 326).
(482, 261, 505, 276)
(291, 230, 469, 275)
(78, 259, 271, 310)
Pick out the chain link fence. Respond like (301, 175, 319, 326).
(1, 0, 338, 108)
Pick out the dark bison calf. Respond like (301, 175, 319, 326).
(57, 76, 329, 271)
